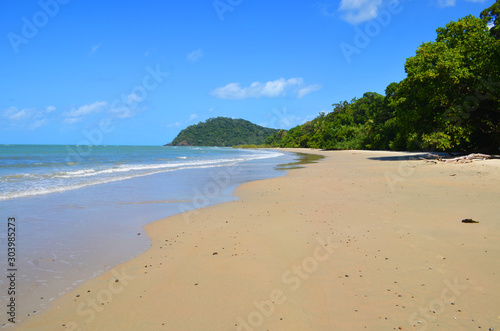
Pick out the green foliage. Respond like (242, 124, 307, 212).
(268, 4, 500, 153)
(269, 92, 399, 150)
(395, 14, 500, 152)
(481, 0, 500, 40)
(169, 5, 499, 153)
(168, 117, 280, 147)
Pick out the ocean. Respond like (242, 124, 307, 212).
(0, 145, 297, 325)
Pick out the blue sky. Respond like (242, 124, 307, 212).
(0, 0, 495, 145)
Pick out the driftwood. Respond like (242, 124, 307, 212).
(421, 153, 491, 164)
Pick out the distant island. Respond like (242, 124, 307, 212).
(166, 117, 280, 147)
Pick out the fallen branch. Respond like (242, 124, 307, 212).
(420, 157, 438, 164)
(427, 153, 491, 164)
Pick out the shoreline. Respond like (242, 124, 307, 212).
(1, 147, 294, 327)
(15, 149, 500, 330)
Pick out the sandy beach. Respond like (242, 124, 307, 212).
(16, 149, 500, 330)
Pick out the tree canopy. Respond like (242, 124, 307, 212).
(268, 3, 500, 153)
(167, 117, 279, 147)
(396, 14, 500, 151)
(481, 0, 500, 39)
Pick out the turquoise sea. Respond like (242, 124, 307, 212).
(0, 145, 297, 324)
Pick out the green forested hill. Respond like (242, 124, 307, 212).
(167, 117, 279, 146)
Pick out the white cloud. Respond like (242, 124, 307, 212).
(63, 101, 108, 124)
(187, 49, 204, 62)
(3, 106, 53, 130)
(105, 93, 146, 119)
(437, 0, 456, 7)
(435, 0, 487, 8)
(65, 101, 108, 118)
(63, 96, 146, 125)
(63, 117, 82, 125)
(109, 106, 134, 119)
(212, 77, 321, 99)
(188, 114, 198, 122)
(4, 107, 31, 121)
(30, 119, 47, 130)
(45, 105, 56, 113)
(297, 84, 323, 98)
(339, 0, 383, 24)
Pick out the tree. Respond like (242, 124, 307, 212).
(481, 0, 500, 40)
(267, 4, 500, 153)
(395, 15, 500, 151)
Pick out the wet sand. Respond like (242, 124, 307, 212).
(15, 149, 500, 330)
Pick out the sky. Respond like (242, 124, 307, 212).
(0, 0, 496, 145)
